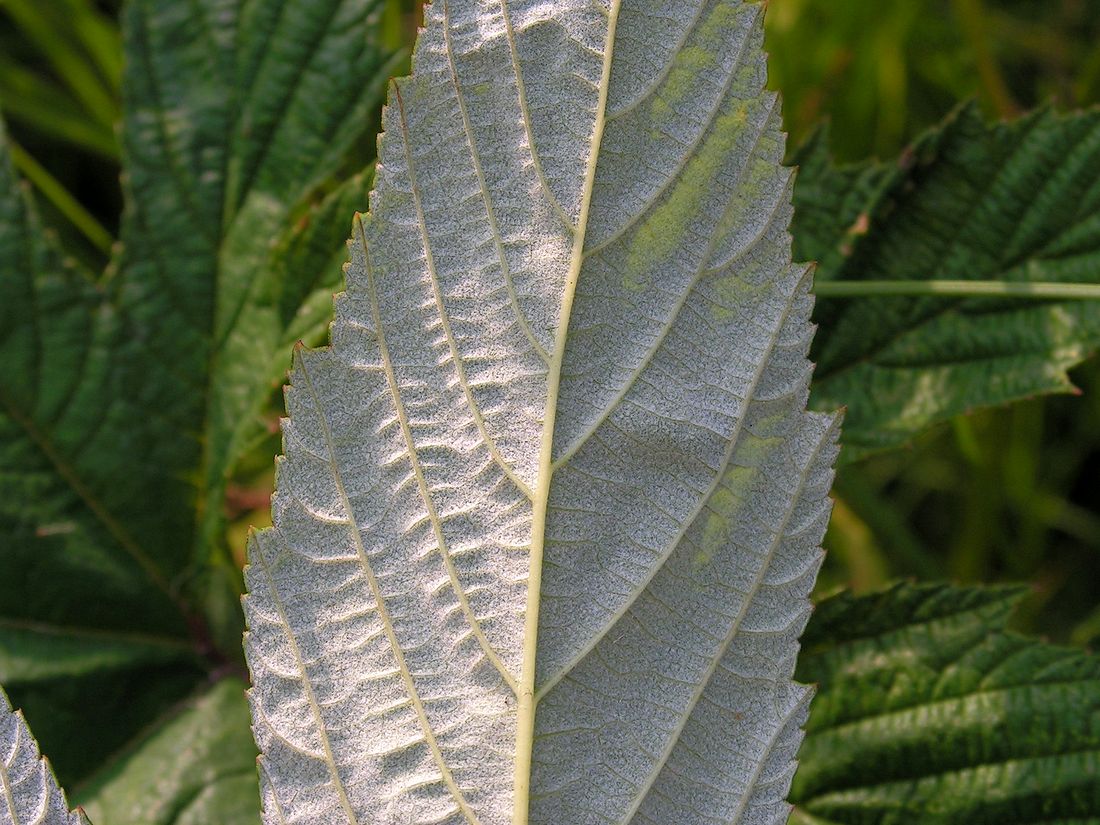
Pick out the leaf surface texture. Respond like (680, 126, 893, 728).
(797, 105, 1100, 459)
(75, 680, 258, 825)
(793, 584, 1100, 824)
(0, 687, 85, 825)
(245, 1, 836, 823)
(0, 0, 397, 786)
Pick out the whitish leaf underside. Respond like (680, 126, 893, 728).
(1, 689, 84, 825)
(244, 1, 837, 823)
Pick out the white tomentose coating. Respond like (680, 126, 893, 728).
(244, 1, 838, 823)
(1, 688, 85, 825)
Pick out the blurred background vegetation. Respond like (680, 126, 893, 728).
(2, 0, 1098, 645)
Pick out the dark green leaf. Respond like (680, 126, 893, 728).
(0, 116, 195, 654)
(75, 678, 259, 825)
(793, 583, 1100, 824)
(0, 0, 399, 789)
(799, 105, 1100, 459)
(116, 0, 399, 581)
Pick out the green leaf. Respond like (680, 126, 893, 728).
(0, 59, 118, 157)
(792, 583, 1100, 824)
(1, 686, 87, 824)
(0, 0, 120, 131)
(116, 0, 401, 586)
(75, 679, 258, 825)
(0, 0, 399, 790)
(245, 1, 838, 822)
(0, 620, 198, 685)
(797, 105, 1100, 460)
(0, 120, 203, 781)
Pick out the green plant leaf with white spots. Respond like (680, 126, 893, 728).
(244, 1, 838, 823)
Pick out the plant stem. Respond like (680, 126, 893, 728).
(9, 141, 114, 254)
(815, 280, 1100, 300)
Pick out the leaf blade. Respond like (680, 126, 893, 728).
(0, 687, 85, 825)
(798, 105, 1100, 459)
(0, 0, 400, 785)
(793, 583, 1100, 824)
(74, 679, 258, 825)
(246, 2, 835, 822)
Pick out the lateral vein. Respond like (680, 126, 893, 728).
(253, 536, 358, 824)
(499, 0, 577, 233)
(392, 83, 537, 505)
(539, 258, 808, 700)
(442, 0, 552, 367)
(354, 211, 519, 694)
(582, 5, 763, 260)
(296, 345, 483, 825)
(615, 422, 832, 824)
(551, 90, 782, 471)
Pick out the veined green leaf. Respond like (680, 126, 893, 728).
(75, 679, 258, 825)
(792, 583, 1100, 824)
(0, 0, 399, 789)
(117, 0, 403, 584)
(245, 1, 837, 823)
(797, 105, 1100, 460)
(0, 116, 207, 780)
(1, 687, 87, 825)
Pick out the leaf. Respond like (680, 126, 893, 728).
(0, 115, 206, 780)
(0, 0, 399, 787)
(75, 679, 258, 825)
(791, 583, 1100, 824)
(245, 1, 838, 823)
(116, 0, 403, 600)
(796, 105, 1100, 460)
(1, 686, 87, 825)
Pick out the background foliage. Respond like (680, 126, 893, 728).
(6, 0, 1091, 643)
(0, 0, 1097, 821)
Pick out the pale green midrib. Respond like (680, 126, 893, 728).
(814, 279, 1100, 300)
(512, 4, 621, 823)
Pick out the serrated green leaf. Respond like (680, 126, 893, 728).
(792, 583, 1100, 824)
(245, 1, 838, 822)
(1, 686, 86, 825)
(74, 679, 258, 825)
(797, 105, 1100, 459)
(0, 117, 207, 780)
(0, 0, 399, 791)
(116, 0, 402, 583)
